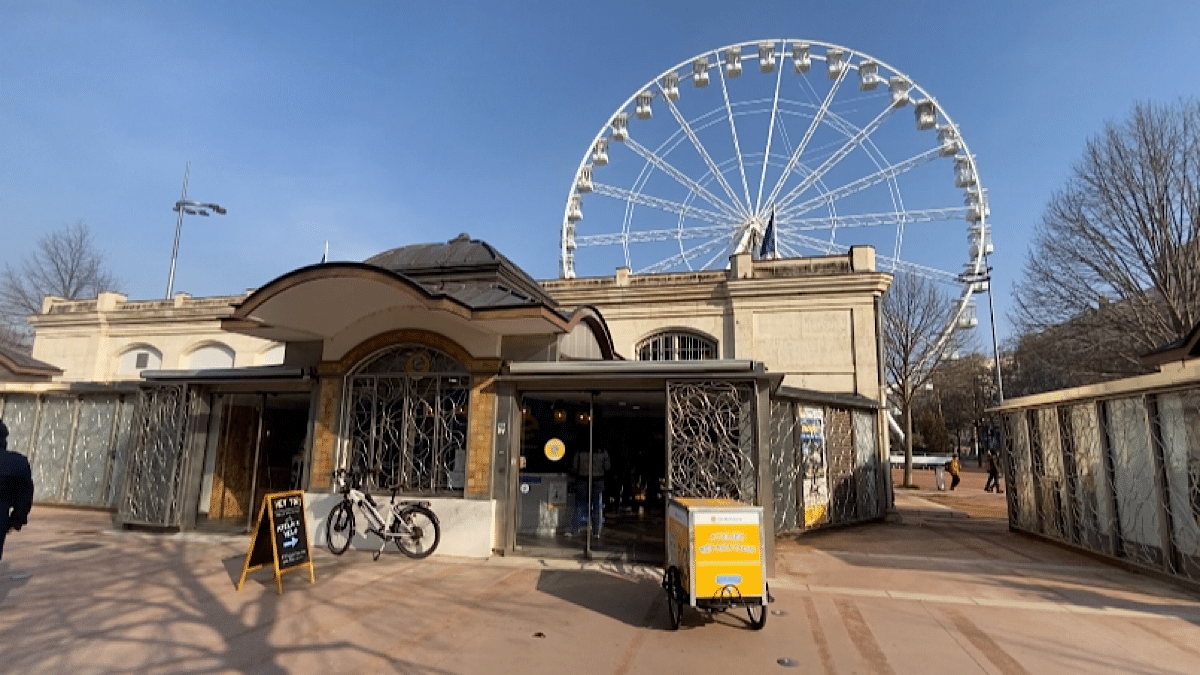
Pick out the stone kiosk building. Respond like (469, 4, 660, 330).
(0, 235, 891, 567)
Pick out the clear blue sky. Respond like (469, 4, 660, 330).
(3, 0, 1199, 347)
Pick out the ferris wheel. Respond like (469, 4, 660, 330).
(560, 39, 992, 345)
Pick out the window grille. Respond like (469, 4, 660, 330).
(637, 331, 716, 361)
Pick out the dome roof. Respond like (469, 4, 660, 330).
(364, 233, 501, 271)
(363, 233, 556, 309)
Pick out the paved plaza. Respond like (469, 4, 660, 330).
(2, 481, 1199, 674)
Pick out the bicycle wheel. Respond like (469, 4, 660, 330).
(746, 600, 767, 630)
(326, 501, 355, 555)
(392, 504, 441, 558)
(663, 566, 684, 630)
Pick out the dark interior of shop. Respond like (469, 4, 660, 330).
(518, 391, 667, 562)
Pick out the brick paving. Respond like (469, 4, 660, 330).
(2, 496, 1199, 674)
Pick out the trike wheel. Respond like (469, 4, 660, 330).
(663, 566, 684, 630)
(746, 600, 767, 630)
(326, 502, 354, 555)
(393, 504, 441, 558)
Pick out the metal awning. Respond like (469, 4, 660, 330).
(505, 359, 766, 377)
(500, 359, 781, 391)
(140, 366, 309, 382)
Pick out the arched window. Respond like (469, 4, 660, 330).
(258, 344, 285, 366)
(345, 344, 470, 495)
(636, 330, 717, 361)
(118, 345, 162, 376)
(188, 343, 235, 369)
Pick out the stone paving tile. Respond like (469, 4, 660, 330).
(5, 502, 1200, 674)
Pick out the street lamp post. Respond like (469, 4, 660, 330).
(166, 164, 226, 299)
(959, 264, 1004, 404)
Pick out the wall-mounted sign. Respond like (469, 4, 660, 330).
(544, 438, 566, 461)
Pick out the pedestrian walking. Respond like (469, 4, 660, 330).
(948, 452, 961, 491)
(571, 446, 610, 537)
(0, 419, 35, 561)
(984, 450, 1001, 492)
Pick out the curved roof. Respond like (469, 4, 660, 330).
(224, 241, 617, 360)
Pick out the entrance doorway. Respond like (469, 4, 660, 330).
(197, 392, 311, 532)
(516, 391, 666, 562)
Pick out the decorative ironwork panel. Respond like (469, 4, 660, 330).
(30, 398, 75, 501)
(1155, 391, 1200, 580)
(358, 345, 468, 376)
(853, 409, 882, 520)
(827, 408, 858, 523)
(344, 345, 470, 494)
(120, 385, 194, 527)
(1063, 403, 1111, 553)
(666, 380, 755, 501)
(1, 395, 39, 457)
(63, 397, 118, 506)
(769, 400, 799, 531)
(1032, 407, 1067, 540)
(1004, 383, 1200, 585)
(1104, 397, 1163, 568)
(1002, 411, 1037, 531)
(106, 398, 135, 508)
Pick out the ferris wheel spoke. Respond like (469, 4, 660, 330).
(755, 44, 786, 214)
(776, 207, 969, 231)
(775, 104, 897, 213)
(592, 183, 737, 225)
(717, 57, 754, 208)
(575, 224, 736, 247)
(638, 235, 731, 275)
(776, 147, 942, 220)
(762, 65, 850, 211)
(658, 87, 751, 218)
(623, 136, 745, 220)
(871, 253, 960, 283)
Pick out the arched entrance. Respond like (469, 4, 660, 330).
(342, 344, 471, 493)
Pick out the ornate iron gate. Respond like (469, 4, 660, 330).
(119, 384, 196, 527)
(665, 380, 756, 501)
(343, 345, 471, 493)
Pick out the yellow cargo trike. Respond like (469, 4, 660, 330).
(662, 497, 769, 630)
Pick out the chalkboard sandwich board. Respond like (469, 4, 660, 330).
(237, 490, 316, 594)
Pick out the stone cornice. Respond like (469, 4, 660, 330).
(548, 272, 892, 307)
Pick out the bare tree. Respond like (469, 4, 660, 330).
(883, 273, 966, 488)
(1013, 99, 1200, 387)
(929, 353, 994, 460)
(0, 220, 120, 351)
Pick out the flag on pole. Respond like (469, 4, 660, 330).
(758, 210, 777, 259)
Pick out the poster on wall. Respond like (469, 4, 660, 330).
(800, 407, 829, 527)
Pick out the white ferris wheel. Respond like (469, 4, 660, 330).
(560, 39, 993, 345)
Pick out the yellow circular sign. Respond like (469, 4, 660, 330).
(544, 438, 566, 461)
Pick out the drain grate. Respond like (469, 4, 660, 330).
(44, 542, 104, 554)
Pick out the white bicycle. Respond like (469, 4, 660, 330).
(326, 469, 441, 560)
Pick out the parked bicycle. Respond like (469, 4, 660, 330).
(326, 468, 441, 559)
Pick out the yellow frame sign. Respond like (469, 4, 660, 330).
(236, 490, 316, 594)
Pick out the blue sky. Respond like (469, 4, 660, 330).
(3, 1, 1199, 347)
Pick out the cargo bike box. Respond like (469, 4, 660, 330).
(662, 497, 769, 630)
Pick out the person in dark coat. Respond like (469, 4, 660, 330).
(0, 419, 35, 561)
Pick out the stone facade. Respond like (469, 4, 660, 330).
(543, 248, 888, 399)
(28, 291, 283, 381)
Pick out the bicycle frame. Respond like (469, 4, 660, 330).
(331, 470, 436, 559)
